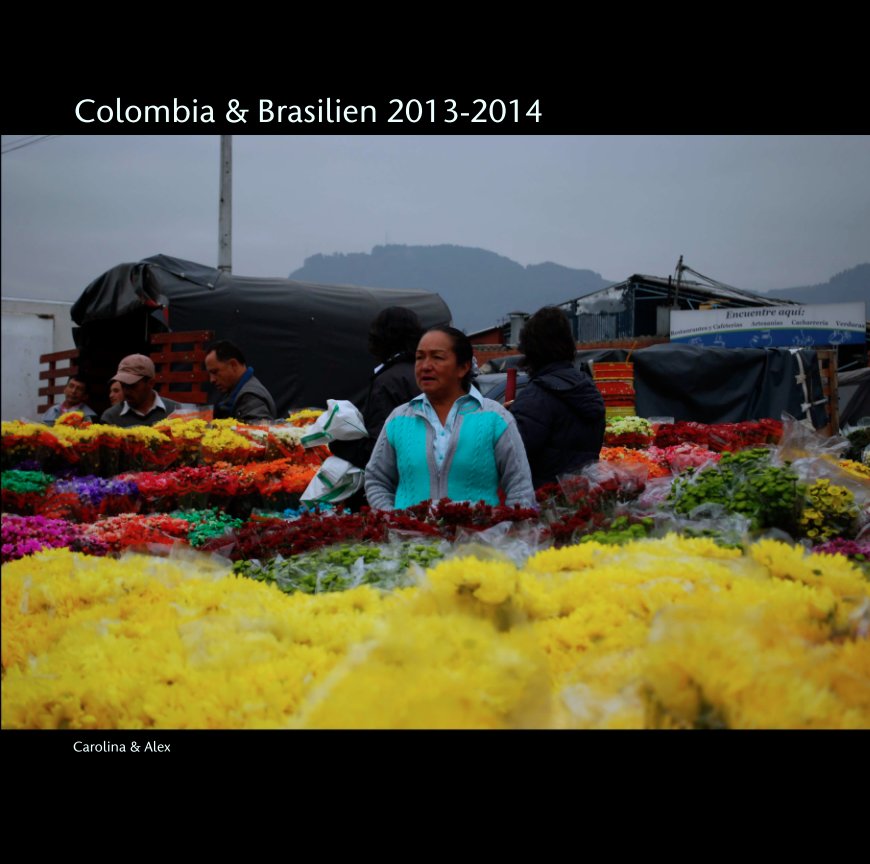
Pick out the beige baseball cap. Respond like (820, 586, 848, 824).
(112, 354, 155, 384)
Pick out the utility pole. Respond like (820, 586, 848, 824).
(218, 135, 232, 273)
(671, 254, 684, 309)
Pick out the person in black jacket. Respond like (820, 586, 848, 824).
(510, 306, 605, 489)
(330, 306, 424, 473)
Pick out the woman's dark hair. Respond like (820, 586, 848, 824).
(368, 306, 424, 362)
(421, 325, 475, 391)
(518, 307, 576, 374)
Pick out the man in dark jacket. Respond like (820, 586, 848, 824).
(100, 354, 182, 427)
(205, 340, 276, 422)
(510, 307, 605, 489)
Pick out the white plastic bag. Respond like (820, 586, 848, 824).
(300, 400, 368, 448)
(300, 455, 365, 504)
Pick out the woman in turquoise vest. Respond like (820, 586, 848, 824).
(365, 326, 536, 511)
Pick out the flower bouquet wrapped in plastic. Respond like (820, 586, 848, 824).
(80, 512, 192, 555)
(117, 426, 176, 474)
(153, 417, 210, 467)
(200, 420, 267, 465)
(41, 475, 141, 522)
(600, 446, 670, 478)
(604, 416, 653, 449)
(1, 469, 55, 515)
(1, 420, 75, 473)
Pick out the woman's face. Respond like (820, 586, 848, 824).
(415, 331, 470, 403)
(109, 381, 124, 405)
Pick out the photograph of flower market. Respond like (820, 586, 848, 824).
(3, 135, 869, 731)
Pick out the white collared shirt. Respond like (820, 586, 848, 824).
(408, 385, 485, 467)
(120, 392, 167, 417)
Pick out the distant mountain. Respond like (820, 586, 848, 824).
(290, 244, 615, 332)
(764, 264, 870, 306)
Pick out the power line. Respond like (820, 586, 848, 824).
(1, 135, 59, 155)
(1, 135, 45, 147)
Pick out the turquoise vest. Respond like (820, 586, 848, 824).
(387, 411, 508, 509)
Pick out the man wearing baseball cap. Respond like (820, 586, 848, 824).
(100, 354, 182, 427)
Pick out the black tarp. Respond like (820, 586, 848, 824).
(838, 367, 870, 427)
(628, 344, 828, 427)
(71, 254, 451, 415)
(485, 345, 830, 427)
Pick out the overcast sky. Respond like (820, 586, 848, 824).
(2, 135, 868, 309)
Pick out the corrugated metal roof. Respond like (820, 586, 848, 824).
(623, 273, 799, 306)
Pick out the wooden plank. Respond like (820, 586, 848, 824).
(153, 371, 212, 384)
(39, 348, 80, 362)
(158, 391, 210, 405)
(151, 350, 208, 364)
(815, 349, 838, 435)
(38, 385, 67, 397)
(39, 367, 78, 381)
(817, 350, 838, 434)
(151, 331, 214, 344)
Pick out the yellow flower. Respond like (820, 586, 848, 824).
(4, 536, 868, 730)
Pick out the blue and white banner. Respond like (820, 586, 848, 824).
(670, 302, 867, 348)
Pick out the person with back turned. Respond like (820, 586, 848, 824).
(510, 306, 605, 490)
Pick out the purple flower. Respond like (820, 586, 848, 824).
(1, 514, 85, 562)
(52, 475, 139, 506)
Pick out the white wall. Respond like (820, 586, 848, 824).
(1, 298, 75, 421)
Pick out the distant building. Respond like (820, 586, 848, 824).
(468, 311, 530, 347)
(469, 271, 867, 369)
(555, 273, 798, 343)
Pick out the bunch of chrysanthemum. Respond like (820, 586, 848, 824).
(199, 500, 537, 561)
(120, 464, 242, 512)
(653, 419, 783, 452)
(600, 446, 670, 478)
(798, 478, 860, 543)
(230, 458, 320, 500)
(604, 416, 653, 449)
(54, 411, 92, 428)
(646, 443, 721, 474)
(838, 459, 870, 481)
(242, 427, 328, 467)
(811, 537, 869, 570)
(170, 508, 245, 548)
(534, 463, 649, 546)
(424, 498, 540, 539)
(79, 513, 192, 554)
(667, 448, 805, 532)
(4, 536, 866, 729)
(200, 420, 264, 465)
(1, 514, 108, 563)
(1, 420, 74, 472)
(2, 549, 395, 729)
(39, 475, 140, 522)
(287, 408, 324, 427)
(1, 469, 56, 514)
(234, 539, 447, 595)
(49, 422, 176, 475)
(152, 417, 210, 466)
